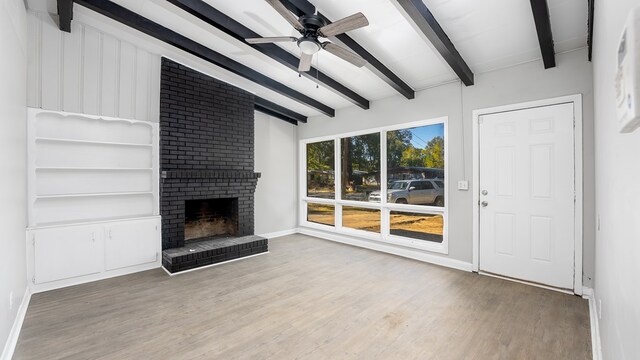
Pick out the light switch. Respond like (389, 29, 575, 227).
(457, 180, 469, 191)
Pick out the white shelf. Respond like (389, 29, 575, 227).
(28, 109, 160, 227)
(30, 215, 158, 228)
(36, 191, 153, 199)
(35, 167, 153, 171)
(35, 137, 152, 147)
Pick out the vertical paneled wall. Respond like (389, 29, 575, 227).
(27, 11, 161, 122)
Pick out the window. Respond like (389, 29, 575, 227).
(389, 211, 443, 243)
(307, 140, 335, 199)
(340, 133, 380, 202)
(307, 203, 335, 227)
(342, 206, 381, 233)
(301, 118, 447, 253)
(387, 124, 445, 207)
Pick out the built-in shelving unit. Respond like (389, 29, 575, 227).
(26, 109, 161, 292)
(28, 109, 159, 227)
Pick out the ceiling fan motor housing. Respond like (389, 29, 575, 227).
(297, 15, 326, 55)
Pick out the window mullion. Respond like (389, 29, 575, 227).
(334, 138, 343, 230)
(380, 130, 390, 237)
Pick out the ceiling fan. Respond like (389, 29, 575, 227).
(245, 0, 370, 72)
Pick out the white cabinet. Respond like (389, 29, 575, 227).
(33, 224, 103, 284)
(105, 218, 158, 271)
(27, 216, 161, 292)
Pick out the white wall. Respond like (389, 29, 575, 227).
(299, 48, 595, 286)
(27, 11, 160, 122)
(254, 112, 298, 235)
(0, 0, 28, 357)
(592, 1, 640, 358)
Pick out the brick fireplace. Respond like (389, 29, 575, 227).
(184, 198, 238, 241)
(159, 58, 267, 272)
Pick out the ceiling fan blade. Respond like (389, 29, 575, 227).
(318, 12, 369, 37)
(298, 53, 313, 72)
(322, 42, 367, 67)
(265, 0, 304, 31)
(245, 36, 298, 44)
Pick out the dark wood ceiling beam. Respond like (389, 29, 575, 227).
(255, 96, 307, 124)
(167, 0, 369, 110)
(255, 106, 297, 125)
(282, 0, 316, 19)
(587, 0, 594, 61)
(281, 0, 415, 99)
(57, 0, 73, 32)
(394, 0, 474, 86)
(74, 0, 335, 117)
(529, 0, 556, 69)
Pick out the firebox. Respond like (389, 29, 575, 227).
(184, 198, 238, 242)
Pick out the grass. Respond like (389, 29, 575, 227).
(307, 204, 443, 237)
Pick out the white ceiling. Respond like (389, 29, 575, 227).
(28, 0, 589, 118)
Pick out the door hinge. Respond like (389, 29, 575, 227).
(32, 276, 35, 284)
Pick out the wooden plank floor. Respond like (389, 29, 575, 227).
(14, 235, 591, 359)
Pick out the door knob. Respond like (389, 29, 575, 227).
(481, 201, 488, 207)
(481, 190, 488, 195)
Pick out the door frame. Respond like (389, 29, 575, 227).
(472, 94, 583, 295)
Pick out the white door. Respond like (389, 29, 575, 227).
(479, 103, 575, 289)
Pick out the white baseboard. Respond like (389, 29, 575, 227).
(582, 287, 602, 360)
(257, 228, 297, 239)
(1, 288, 31, 360)
(298, 227, 473, 272)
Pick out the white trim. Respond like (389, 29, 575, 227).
(162, 251, 269, 276)
(582, 287, 602, 360)
(299, 117, 450, 256)
(258, 229, 297, 239)
(1, 288, 31, 360)
(471, 94, 584, 295)
(298, 227, 471, 272)
(479, 271, 574, 295)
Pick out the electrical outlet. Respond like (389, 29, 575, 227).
(9, 291, 13, 310)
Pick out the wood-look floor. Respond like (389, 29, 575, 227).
(14, 235, 591, 359)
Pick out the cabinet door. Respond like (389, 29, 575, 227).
(105, 218, 159, 270)
(34, 225, 103, 284)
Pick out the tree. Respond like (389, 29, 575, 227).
(387, 129, 412, 169)
(307, 140, 334, 171)
(423, 136, 444, 169)
(400, 145, 425, 167)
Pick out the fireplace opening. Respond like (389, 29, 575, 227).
(184, 198, 238, 242)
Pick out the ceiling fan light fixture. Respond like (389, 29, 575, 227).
(298, 39, 321, 55)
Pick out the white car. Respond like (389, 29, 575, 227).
(368, 179, 444, 206)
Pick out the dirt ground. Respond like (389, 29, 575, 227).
(307, 205, 443, 235)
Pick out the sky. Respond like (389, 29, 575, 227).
(406, 123, 444, 148)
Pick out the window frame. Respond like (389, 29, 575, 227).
(299, 117, 449, 254)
